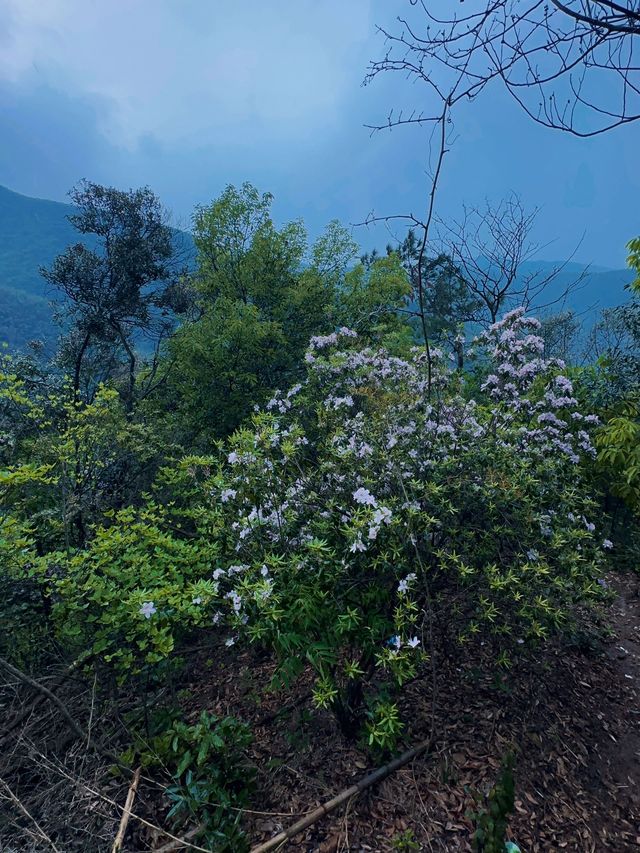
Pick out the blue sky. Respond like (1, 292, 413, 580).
(0, 0, 637, 267)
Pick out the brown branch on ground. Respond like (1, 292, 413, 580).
(111, 766, 141, 853)
(249, 733, 435, 853)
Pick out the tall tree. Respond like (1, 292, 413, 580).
(42, 180, 186, 411)
(161, 183, 359, 443)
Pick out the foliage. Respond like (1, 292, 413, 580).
(32, 503, 220, 671)
(628, 236, 640, 293)
(471, 752, 516, 853)
(159, 183, 357, 444)
(0, 364, 169, 549)
(41, 180, 186, 407)
(186, 309, 607, 740)
(595, 397, 640, 516)
(159, 711, 254, 851)
(158, 183, 414, 447)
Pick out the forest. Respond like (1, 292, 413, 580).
(1, 2, 640, 852)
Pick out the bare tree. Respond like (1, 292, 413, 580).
(438, 195, 586, 326)
(366, 1, 640, 138)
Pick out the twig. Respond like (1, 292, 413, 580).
(1, 650, 95, 742)
(0, 775, 62, 852)
(153, 826, 204, 852)
(249, 734, 435, 853)
(0, 655, 88, 743)
(111, 766, 141, 852)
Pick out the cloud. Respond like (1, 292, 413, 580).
(0, 0, 373, 147)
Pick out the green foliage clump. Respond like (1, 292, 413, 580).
(471, 752, 516, 853)
(163, 711, 254, 851)
(34, 503, 221, 671)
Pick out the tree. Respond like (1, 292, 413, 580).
(397, 231, 480, 347)
(367, 1, 640, 138)
(159, 183, 359, 444)
(42, 180, 187, 411)
(439, 195, 585, 327)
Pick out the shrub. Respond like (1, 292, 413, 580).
(190, 310, 608, 741)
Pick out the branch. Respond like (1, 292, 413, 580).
(111, 767, 142, 853)
(0, 655, 87, 744)
(249, 732, 435, 853)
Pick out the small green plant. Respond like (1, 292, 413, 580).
(162, 711, 254, 851)
(392, 827, 421, 850)
(364, 698, 403, 756)
(471, 752, 516, 853)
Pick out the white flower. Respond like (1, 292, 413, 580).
(139, 601, 156, 619)
(372, 506, 392, 526)
(212, 568, 226, 581)
(260, 565, 269, 576)
(349, 538, 366, 553)
(602, 539, 613, 550)
(353, 487, 377, 506)
(221, 488, 237, 503)
(407, 636, 420, 649)
(398, 572, 417, 594)
(192, 596, 202, 605)
(227, 451, 239, 464)
(225, 637, 236, 647)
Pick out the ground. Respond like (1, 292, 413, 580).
(1, 571, 639, 851)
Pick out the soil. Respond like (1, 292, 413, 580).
(2, 571, 639, 852)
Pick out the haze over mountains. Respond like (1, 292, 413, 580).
(0, 183, 633, 353)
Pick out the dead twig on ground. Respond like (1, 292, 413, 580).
(111, 766, 141, 852)
(0, 775, 62, 852)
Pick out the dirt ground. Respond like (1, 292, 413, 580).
(1, 572, 639, 852)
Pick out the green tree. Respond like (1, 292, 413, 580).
(42, 180, 186, 411)
(158, 183, 358, 444)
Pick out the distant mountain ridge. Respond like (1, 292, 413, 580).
(0, 183, 633, 353)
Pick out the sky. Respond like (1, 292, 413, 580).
(0, 0, 638, 267)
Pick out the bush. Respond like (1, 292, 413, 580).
(185, 310, 609, 741)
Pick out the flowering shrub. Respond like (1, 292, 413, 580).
(195, 309, 608, 738)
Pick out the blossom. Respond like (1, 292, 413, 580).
(225, 637, 236, 647)
(212, 568, 226, 581)
(261, 565, 270, 576)
(602, 539, 613, 550)
(387, 635, 402, 649)
(397, 573, 416, 594)
(349, 537, 366, 553)
(407, 636, 420, 649)
(221, 488, 237, 503)
(192, 596, 202, 605)
(353, 487, 376, 506)
(372, 506, 393, 526)
(139, 601, 156, 619)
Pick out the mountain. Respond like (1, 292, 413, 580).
(517, 260, 634, 317)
